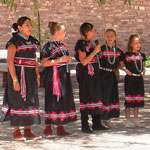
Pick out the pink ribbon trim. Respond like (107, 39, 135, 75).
(20, 66, 26, 101)
(53, 66, 61, 98)
(88, 63, 95, 76)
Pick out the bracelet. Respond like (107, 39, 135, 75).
(92, 51, 96, 56)
(13, 79, 18, 82)
(58, 58, 61, 63)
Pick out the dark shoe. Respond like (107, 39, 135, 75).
(92, 125, 109, 130)
(24, 128, 41, 140)
(57, 126, 73, 136)
(43, 125, 54, 138)
(13, 130, 26, 141)
(81, 128, 93, 134)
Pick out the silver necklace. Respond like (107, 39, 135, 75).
(133, 52, 143, 72)
(106, 45, 116, 65)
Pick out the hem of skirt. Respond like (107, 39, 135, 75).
(10, 121, 41, 126)
(125, 105, 144, 108)
(45, 118, 77, 125)
(80, 110, 103, 115)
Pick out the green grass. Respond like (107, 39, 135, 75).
(145, 56, 150, 67)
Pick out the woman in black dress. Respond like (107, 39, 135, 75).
(122, 34, 146, 127)
(75, 22, 106, 133)
(99, 29, 124, 128)
(0, 17, 41, 140)
(41, 22, 77, 137)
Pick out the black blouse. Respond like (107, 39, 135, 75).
(41, 41, 69, 60)
(123, 52, 146, 74)
(99, 45, 124, 69)
(74, 40, 95, 62)
(6, 34, 39, 59)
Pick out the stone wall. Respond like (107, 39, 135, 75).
(0, 0, 150, 55)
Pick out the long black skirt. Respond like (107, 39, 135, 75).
(99, 70, 120, 120)
(43, 66, 77, 125)
(76, 63, 103, 115)
(0, 67, 41, 126)
(125, 75, 144, 108)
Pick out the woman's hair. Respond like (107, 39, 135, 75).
(48, 22, 63, 35)
(105, 29, 117, 36)
(12, 16, 31, 36)
(80, 22, 94, 39)
(128, 34, 141, 52)
(105, 29, 117, 48)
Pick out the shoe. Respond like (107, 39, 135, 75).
(102, 120, 117, 129)
(124, 119, 134, 128)
(24, 128, 41, 140)
(13, 130, 26, 141)
(57, 126, 73, 136)
(81, 128, 93, 134)
(43, 125, 54, 138)
(92, 125, 109, 130)
(133, 118, 144, 127)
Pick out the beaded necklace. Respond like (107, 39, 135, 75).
(133, 52, 143, 72)
(18, 32, 29, 40)
(106, 45, 116, 65)
(86, 41, 101, 68)
(54, 41, 69, 73)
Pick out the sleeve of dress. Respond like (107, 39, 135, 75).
(6, 36, 17, 49)
(142, 53, 146, 62)
(40, 42, 52, 59)
(119, 49, 124, 61)
(75, 40, 86, 52)
(122, 52, 127, 64)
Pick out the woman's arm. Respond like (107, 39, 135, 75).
(35, 56, 40, 87)
(7, 44, 20, 91)
(78, 45, 100, 66)
(118, 61, 132, 76)
(41, 56, 72, 67)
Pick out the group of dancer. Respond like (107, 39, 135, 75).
(0, 16, 146, 141)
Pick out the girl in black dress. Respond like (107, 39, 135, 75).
(41, 22, 77, 137)
(0, 17, 41, 140)
(99, 29, 124, 128)
(75, 22, 106, 133)
(122, 34, 146, 127)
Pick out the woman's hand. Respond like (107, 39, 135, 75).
(93, 45, 101, 55)
(125, 69, 132, 76)
(13, 81, 21, 91)
(60, 56, 72, 63)
(142, 68, 146, 76)
(37, 75, 40, 87)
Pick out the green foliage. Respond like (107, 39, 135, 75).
(96, 0, 131, 5)
(145, 56, 150, 67)
(1, 0, 17, 10)
(33, 0, 38, 15)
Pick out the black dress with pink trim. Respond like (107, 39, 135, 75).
(99, 45, 124, 120)
(75, 40, 103, 115)
(41, 41, 77, 125)
(124, 52, 146, 108)
(0, 35, 41, 126)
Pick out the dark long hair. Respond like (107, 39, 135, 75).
(12, 16, 31, 36)
(80, 22, 94, 40)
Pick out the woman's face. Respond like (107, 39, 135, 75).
(57, 25, 66, 41)
(86, 27, 95, 41)
(18, 19, 33, 37)
(130, 37, 141, 52)
(105, 31, 116, 46)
